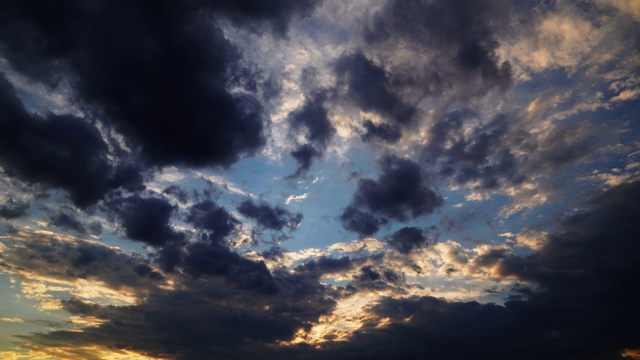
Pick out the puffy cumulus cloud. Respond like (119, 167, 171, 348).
(238, 199, 303, 231)
(341, 155, 443, 235)
(0, 0, 317, 171)
(0, 74, 144, 207)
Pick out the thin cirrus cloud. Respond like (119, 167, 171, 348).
(1, 0, 640, 359)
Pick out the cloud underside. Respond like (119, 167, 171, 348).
(0, 180, 636, 359)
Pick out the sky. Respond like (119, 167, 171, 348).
(0, 0, 640, 359)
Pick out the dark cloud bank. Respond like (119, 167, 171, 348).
(0, 0, 320, 206)
(7, 180, 639, 359)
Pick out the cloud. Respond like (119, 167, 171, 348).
(383, 227, 431, 254)
(361, 119, 402, 144)
(288, 91, 335, 176)
(48, 211, 87, 234)
(181, 241, 278, 293)
(0, 199, 29, 219)
(186, 200, 239, 243)
(294, 256, 355, 279)
(423, 111, 525, 190)
(0, 0, 320, 168)
(204, 0, 321, 36)
(0, 317, 23, 323)
(363, 0, 512, 97)
(0, 74, 144, 207)
(341, 155, 443, 235)
(237, 199, 303, 231)
(334, 52, 415, 125)
(5, 181, 640, 358)
(109, 195, 183, 246)
(285, 193, 309, 205)
(611, 88, 640, 102)
(1, 232, 166, 301)
(339, 205, 384, 237)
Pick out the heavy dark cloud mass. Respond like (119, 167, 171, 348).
(0, 0, 317, 172)
(0, 74, 144, 207)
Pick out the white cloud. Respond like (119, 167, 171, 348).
(285, 193, 309, 205)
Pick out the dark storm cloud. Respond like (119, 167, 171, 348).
(364, 0, 512, 95)
(187, 200, 239, 243)
(288, 91, 336, 176)
(335, 52, 415, 125)
(361, 119, 402, 144)
(0, 199, 29, 219)
(109, 195, 183, 246)
(238, 199, 303, 231)
(339, 205, 383, 237)
(341, 155, 443, 235)
(384, 227, 430, 254)
(0, 74, 144, 207)
(0, 0, 318, 169)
